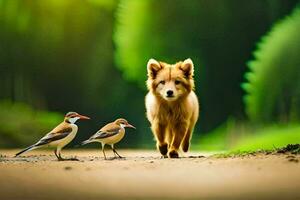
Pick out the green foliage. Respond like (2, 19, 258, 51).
(242, 6, 300, 123)
(0, 101, 62, 147)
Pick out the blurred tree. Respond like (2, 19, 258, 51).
(242, 6, 300, 123)
(0, 0, 118, 109)
(114, 0, 299, 132)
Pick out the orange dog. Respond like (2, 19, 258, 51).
(145, 58, 199, 158)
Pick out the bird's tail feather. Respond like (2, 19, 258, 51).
(74, 140, 94, 148)
(15, 145, 37, 157)
(80, 140, 91, 146)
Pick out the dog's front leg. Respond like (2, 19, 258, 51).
(152, 121, 168, 157)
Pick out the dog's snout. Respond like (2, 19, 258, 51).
(166, 90, 174, 97)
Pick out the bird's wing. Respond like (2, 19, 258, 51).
(35, 127, 73, 146)
(91, 125, 121, 140)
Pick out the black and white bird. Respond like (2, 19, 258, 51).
(15, 111, 90, 161)
(80, 118, 135, 159)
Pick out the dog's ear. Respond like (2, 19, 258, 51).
(180, 58, 194, 78)
(147, 58, 162, 79)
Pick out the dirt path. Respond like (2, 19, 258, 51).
(0, 149, 300, 200)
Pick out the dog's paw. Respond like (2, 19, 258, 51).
(168, 150, 179, 158)
(158, 143, 168, 156)
(182, 142, 190, 152)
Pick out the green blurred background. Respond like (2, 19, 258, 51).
(0, 0, 300, 151)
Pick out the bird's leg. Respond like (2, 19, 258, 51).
(57, 148, 79, 161)
(57, 149, 64, 161)
(67, 157, 79, 161)
(54, 149, 60, 160)
(113, 149, 123, 158)
(113, 150, 117, 158)
(111, 145, 123, 159)
(111, 144, 117, 158)
(102, 144, 107, 160)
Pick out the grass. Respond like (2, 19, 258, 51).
(192, 119, 238, 151)
(195, 121, 300, 155)
(214, 144, 300, 158)
(192, 126, 228, 151)
(232, 125, 300, 151)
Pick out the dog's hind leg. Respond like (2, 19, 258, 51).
(169, 123, 188, 158)
(181, 127, 193, 152)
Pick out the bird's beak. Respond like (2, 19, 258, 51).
(126, 123, 136, 129)
(78, 114, 90, 120)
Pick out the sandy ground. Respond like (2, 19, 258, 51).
(0, 149, 300, 200)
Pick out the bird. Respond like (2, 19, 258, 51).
(80, 118, 135, 160)
(15, 111, 90, 161)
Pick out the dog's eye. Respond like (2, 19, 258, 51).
(159, 80, 165, 85)
(175, 80, 181, 85)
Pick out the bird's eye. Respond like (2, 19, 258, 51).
(175, 80, 181, 85)
(159, 80, 165, 85)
